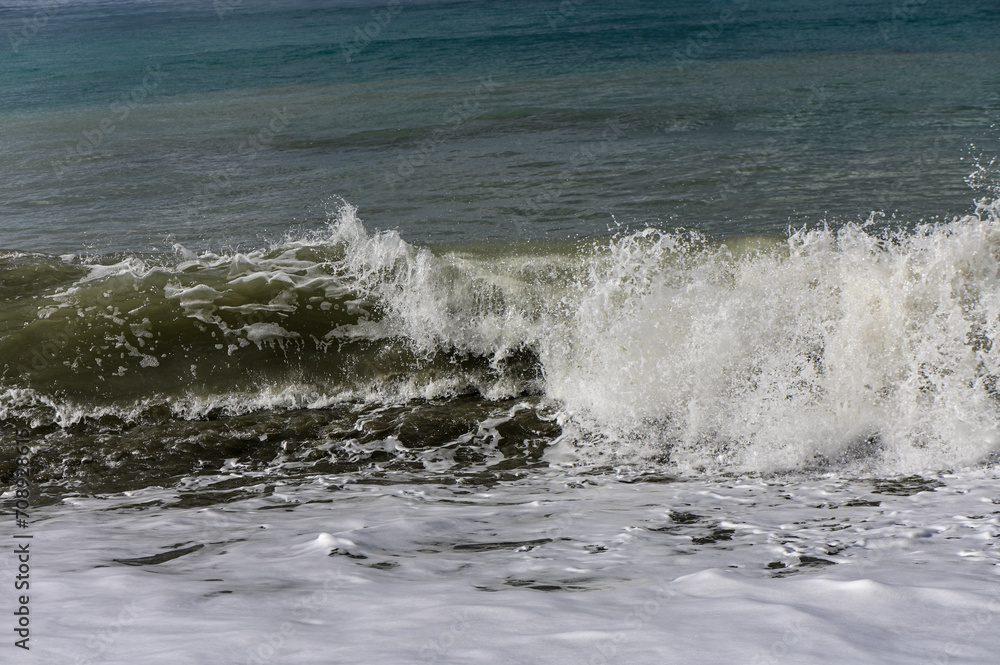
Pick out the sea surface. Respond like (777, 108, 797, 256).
(3, 1, 1000, 663)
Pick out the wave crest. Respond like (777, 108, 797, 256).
(4, 198, 1000, 475)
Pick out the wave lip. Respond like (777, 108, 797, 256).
(4, 198, 1000, 476)
(0, 203, 549, 427)
(546, 197, 1000, 475)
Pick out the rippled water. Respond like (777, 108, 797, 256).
(3, 1, 1000, 663)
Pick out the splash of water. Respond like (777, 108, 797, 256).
(3, 198, 1000, 475)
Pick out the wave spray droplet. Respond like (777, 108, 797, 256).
(3, 198, 1000, 477)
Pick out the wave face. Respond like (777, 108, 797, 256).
(0, 205, 550, 424)
(4, 199, 1000, 480)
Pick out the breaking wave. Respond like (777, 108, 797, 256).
(4, 197, 1000, 475)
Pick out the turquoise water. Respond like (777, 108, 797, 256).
(2, 0, 998, 255)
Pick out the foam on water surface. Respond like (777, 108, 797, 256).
(7, 198, 1000, 482)
(15, 469, 1000, 664)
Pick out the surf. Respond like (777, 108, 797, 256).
(3, 196, 1000, 478)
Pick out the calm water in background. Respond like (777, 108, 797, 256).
(2, 0, 998, 255)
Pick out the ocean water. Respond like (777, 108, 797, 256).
(3, 1, 1000, 663)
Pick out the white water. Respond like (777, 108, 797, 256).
(545, 198, 1000, 475)
(6, 197, 1000, 475)
(14, 469, 1000, 664)
(9, 200, 1000, 664)
(319, 198, 1000, 475)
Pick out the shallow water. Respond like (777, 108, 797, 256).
(3, 0, 1000, 662)
(20, 469, 1000, 664)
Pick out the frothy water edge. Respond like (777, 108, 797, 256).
(4, 197, 1000, 482)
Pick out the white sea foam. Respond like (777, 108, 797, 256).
(6, 198, 1000, 475)
(20, 469, 1000, 665)
(326, 196, 1000, 475)
(543, 198, 1000, 475)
